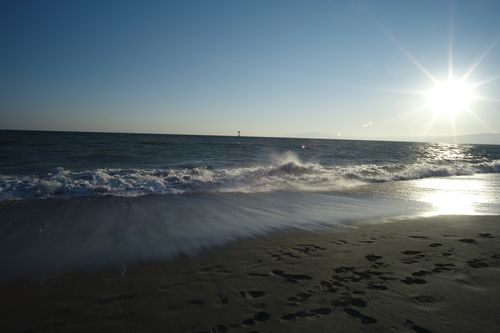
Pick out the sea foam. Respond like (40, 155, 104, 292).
(1, 152, 499, 200)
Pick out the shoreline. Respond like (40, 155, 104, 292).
(2, 215, 500, 332)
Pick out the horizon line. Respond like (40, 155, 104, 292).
(1, 128, 499, 146)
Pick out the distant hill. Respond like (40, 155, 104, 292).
(416, 133, 500, 145)
(290, 132, 500, 145)
(380, 133, 500, 145)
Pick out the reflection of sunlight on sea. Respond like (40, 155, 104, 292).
(419, 143, 476, 162)
(416, 177, 494, 215)
(350, 173, 500, 217)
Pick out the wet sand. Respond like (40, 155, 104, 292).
(1, 215, 500, 332)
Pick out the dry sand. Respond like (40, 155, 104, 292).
(1, 215, 500, 332)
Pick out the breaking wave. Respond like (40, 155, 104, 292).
(1, 152, 500, 200)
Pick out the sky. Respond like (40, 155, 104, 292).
(1, 0, 499, 139)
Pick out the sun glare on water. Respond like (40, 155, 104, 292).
(427, 79, 472, 116)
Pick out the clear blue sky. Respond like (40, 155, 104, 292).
(1, 0, 499, 139)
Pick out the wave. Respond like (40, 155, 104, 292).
(1, 152, 500, 200)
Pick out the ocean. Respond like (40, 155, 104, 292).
(1, 130, 500, 280)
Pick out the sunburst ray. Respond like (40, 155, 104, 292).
(462, 37, 500, 80)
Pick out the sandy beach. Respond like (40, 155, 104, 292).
(1, 215, 500, 332)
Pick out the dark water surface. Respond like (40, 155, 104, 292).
(1, 130, 500, 281)
(1, 130, 500, 199)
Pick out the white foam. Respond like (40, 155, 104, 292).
(1, 152, 500, 200)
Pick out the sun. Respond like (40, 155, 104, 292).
(362, 12, 499, 136)
(427, 79, 472, 116)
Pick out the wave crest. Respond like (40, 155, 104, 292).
(1, 152, 499, 200)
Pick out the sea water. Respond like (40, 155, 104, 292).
(1, 130, 500, 280)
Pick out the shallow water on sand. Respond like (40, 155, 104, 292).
(1, 173, 499, 282)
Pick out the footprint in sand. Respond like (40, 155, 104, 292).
(329, 276, 346, 287)
(467, 258, 489, 268)
(332, 295, 368, 308)
(412, 295, 438, 304)
(404, 319, 433, 333)
(319, 280, 339, 293)
(287, 292, 313, 306)
(344, 308, 377, 324)
(312, 307, 332, 315)
(458, 238, 477, 244)
(281, 310, 313, 322)
(478, 233, 494, 238)
(401, 258, 420, 264)
(334, 266, 355, 273)
(272, 269, 312, 283)
(401, 277, 427, 285)
(367, 282, 388, 290)
(241, 318, 256, 327)
(442, 248, 455, 257)
(293, 244, 326, 254)
(402, 250, 422, 255)
(432, 263, 455, 273)
(254, 311, 270, 322)
(247, 272, 269, 277)
(240, 290, 266, 299)
(240, 312, 270, 327)
(281, 308, 331, 322)
(371, 261, 387, 268)
(401, 251, 426, 264)
(365, 254, 383, 261)
(270, 251, 301, 261)
(429, 243, 442, 247)
(332, 267, 394, 286)
(409, 235, 428, 239)
(412, 270, 432, 277)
